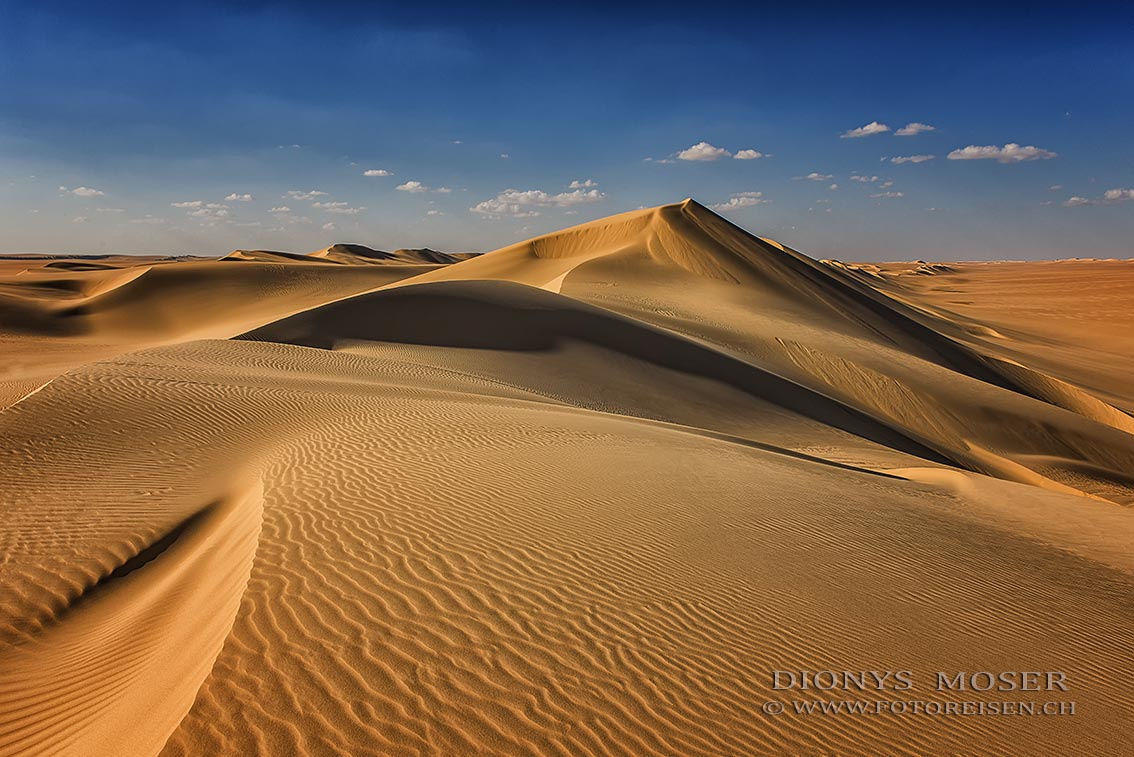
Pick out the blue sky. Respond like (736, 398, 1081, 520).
(1, 1, 1131, 259)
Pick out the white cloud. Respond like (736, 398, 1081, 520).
(172, 200, 229, 220)
(60, 186, 105, 197)
(709, 191, 767, 212)
(322, 222, 336, 231)
(895, 122, 936, 136)
(129, 216, 165, 225)
(870, 191, 905, 199)
(569, 179, 598, 188)
(946, 143, 1057, 163)
(396, 180, 428, 193)
(71, 216, 89, 223)
(470, 186, 605, 218)
(426, 209, 443, 216)
(733, 149, 765, 160)
(189, 206, 230, 218)
(799, 172, 834, 181)
(880, 180, 894, 188)
(1049, 184, 1063, 191)
(889, 154, 935, 164)
(225, 192, 254, 202)
(840, 121, 890, 138)
(313, 200, 364, 214)
(363, 169, 392, 177)
(1062, 188, 1134, 207)
(850, 175, 881, 183)
(543, 188, 603, 206)
(677, 141, 731, 161)
(96, 207, 125, 213)
(434, 186, 452, 194)
(285, 189, 327, 200)
(829, 183, 839, 190)
(500, 153, 510, 159)
(269, 206, 291, 213)
(1103, 188, 1134, 202)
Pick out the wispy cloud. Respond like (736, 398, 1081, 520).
(225, 192, 254, 202)
(96, 207, 125, 213)
(470, 186, 605, 218)
(709, 191, 768, 212)
(363, 169, 392, 177)
(850, 175, 881, 183)
(313, 200, 364, 214)
(59, 185, 105, 197)
(269, 206, 291, 213)
(569, 179, 598, 188)
(895, 122, 936, 136)
(171, 200, 229, 220)
(889, 154, 935, 164)
(947, 143, 1057, 163)
(285, 189, 327, 200)
(188, 205, 230, 219)
(797, 172, 834, 181)
(322, 222, 336, 231)
(840, 121, 890, 138)
(396, 181, 428, 193)
(870, 191, 905, 199)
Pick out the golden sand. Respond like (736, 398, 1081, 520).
(2, 201, 1132, 755)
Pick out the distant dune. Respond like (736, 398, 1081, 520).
(2, 201, 1133, 756)
(223, 244, 472, 266)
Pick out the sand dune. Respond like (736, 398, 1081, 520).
(2, 201, 1133, 755)
(223, 244, 469, 266)
(0, 254, 437, 409)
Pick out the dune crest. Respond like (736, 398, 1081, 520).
(3, 202, 1134, 756)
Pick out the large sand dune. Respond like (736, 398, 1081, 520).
(2, 201, 1133, 755)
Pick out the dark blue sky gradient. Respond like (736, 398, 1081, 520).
(1, 1, 1131, 258)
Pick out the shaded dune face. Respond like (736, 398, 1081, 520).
(242, 280, 956, 468)
(2, 201, 1134, 756)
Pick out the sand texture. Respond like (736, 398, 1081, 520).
(2, 201, 1133, 755)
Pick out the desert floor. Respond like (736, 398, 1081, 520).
(2, 200, 1132, 756)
